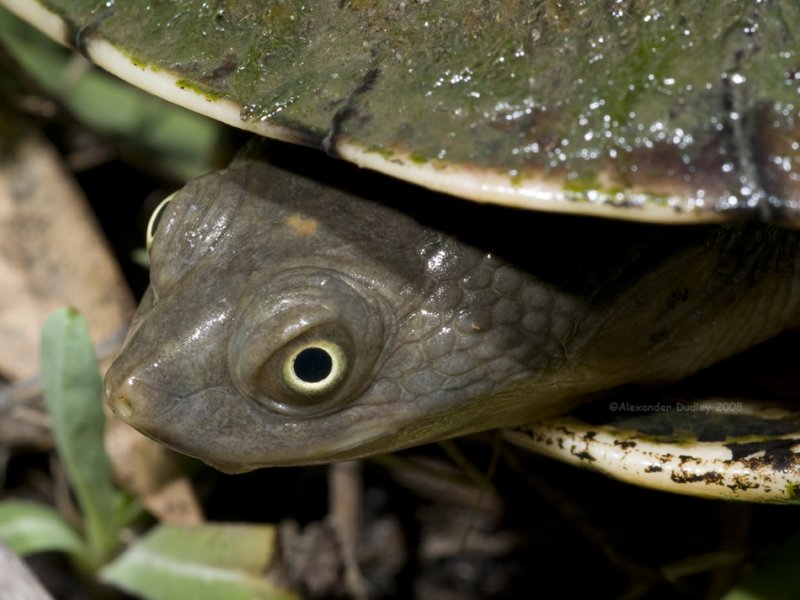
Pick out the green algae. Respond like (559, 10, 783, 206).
(21, 0, 800, 214)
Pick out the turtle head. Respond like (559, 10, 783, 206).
(105, 155, 800, 472)
(105, 158, 590, 470)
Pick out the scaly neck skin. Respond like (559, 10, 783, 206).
(418, 223, 800, 440)
(572, 223, 796, 371)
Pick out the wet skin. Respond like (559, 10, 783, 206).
(105, 152, 800, 472)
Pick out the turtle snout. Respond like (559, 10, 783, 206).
(105, 377, 134, 420)
(103, 359, 171, 431)
(104, 367, 141, 422)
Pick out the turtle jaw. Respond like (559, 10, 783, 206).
(100, 298, 434, 469)
(103, 364, 424, 471)
(103, 342, 189, 447)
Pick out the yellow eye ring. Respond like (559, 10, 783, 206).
(282, 340, 348, 395)
(146, 192, 177, 253)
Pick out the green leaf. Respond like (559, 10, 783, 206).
(100, 524, 298, 600)
(40, 307, 122, 568)
(0, 501, 86, 558)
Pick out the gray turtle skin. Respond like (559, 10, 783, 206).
(104, 153, 800, 471)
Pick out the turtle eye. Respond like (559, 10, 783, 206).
(146, 192, 177, 253)
(248, 323, 356, 412)
(229, 270, 388, 417)
(285, 341, 347, 394)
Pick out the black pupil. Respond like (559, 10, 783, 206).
(293, 347, 333, 383)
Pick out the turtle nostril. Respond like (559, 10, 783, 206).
(112, 394, 134, 419)
(104, 377, 136, 419)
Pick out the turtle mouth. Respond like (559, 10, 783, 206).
(103, 351, 407, 469)
(103, 362, 188, 428)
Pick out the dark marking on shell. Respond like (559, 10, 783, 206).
(70, 5, 115, 56)
(323, 65, 381, 156)
(726, 438, 799, 462)
(729, 480, 760, 492)
(670, 469, 723, 486)
(571, 450, 595, 462)
(197, 53, 239, 87)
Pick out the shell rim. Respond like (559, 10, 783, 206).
(1, 0, 736, 224)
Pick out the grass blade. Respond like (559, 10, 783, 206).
(40, 307, 121, 568)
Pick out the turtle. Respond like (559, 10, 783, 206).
(3, 0, 800, 503)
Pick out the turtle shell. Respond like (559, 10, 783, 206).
(3, 0, 799, 223)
